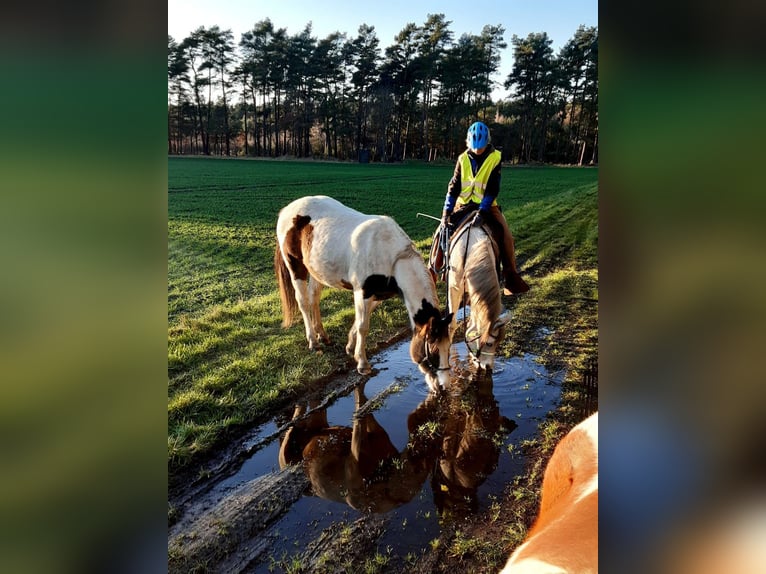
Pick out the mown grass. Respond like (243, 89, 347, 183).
(168, 157, 597, 478)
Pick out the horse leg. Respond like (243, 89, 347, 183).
(349, 383, 368, 466)
(346, 324, 357, 358)
(349, 290, 374, 374)
(447, 280, 462, 343)
(346, 299, 379, 360)
(293, 277, 321, 350)
(308, 277, 330, 345)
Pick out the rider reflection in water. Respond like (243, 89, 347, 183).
(279, 374, 516, 524)
(431, 373, 517, 523)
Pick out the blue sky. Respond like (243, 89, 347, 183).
(168, 0, 597, 100)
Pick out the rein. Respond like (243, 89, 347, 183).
(448, 220, 503, 361)
(446, 221, 480, 360)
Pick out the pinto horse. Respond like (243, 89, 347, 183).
(275, 195, 453, 384)
(500, 411, 599, 574)
(443, 220, 510, 370)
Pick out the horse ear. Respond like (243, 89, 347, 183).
(419, 320, 431, 338)
(444, 312, 454, 324)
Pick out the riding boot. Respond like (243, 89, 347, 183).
(502, 247, 529, 295)
(487, 206, 530, 295)
(503, 271, 530, 295)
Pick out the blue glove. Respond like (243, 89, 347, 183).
(478, 195, 494, 212)
(443, 194, 457, 213)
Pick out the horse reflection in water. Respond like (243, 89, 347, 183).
(279, 371, 516, 520)
(278, 381, 441, 513)
(432, 370, 517, 522)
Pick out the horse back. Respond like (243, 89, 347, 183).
(277, 195, 412, 288)
(448, 220, 499, 263)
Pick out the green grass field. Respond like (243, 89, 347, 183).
(168, 157, 598, 476)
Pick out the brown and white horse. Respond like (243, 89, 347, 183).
(278, 382, 440, 513)
(446, 221, 510, 370)
(500, 411, 598, 574)
(275, 195, 453, 385)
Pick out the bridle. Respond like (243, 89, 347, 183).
(420, 337, 452, 373)
(420, 326, 452, 373)
(465, 319, 503, 360)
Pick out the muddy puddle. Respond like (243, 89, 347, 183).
(169, 338, 563, 573)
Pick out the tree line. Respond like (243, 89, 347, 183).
(168, 15, 597, 165)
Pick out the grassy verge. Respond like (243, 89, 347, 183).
(168, 158, 597, 484)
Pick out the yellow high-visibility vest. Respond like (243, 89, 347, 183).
(457, 149, 501, 205)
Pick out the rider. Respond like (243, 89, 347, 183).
(441, 121, 530, 295)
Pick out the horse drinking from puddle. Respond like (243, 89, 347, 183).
(434, 218, 510, 370)
(275, 195, 453, 385)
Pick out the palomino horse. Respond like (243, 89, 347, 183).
(500, 411, 598, 574)
(278, 382, 441, 513)
(275, 195, 453, 384)
(443, 219, 511, 370)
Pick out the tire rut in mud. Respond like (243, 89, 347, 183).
(168, 466, 308, 574)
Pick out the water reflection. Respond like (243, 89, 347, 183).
(433, 371, 518, 522)
(279, 381, 438, 513)
(279, 370, 517, 521)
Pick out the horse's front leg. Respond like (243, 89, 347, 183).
(447, 280, 462, 344)
(349, 291, 375, 374)
(346, 324, 357, 357)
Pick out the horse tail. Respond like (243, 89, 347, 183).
(274, 238, 298, 327)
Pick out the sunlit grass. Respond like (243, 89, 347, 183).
(168, 157, 597, 476)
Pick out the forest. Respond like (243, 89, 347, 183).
(167, 15, 597, 165)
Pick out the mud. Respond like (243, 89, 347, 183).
(168, 339, 564, 574)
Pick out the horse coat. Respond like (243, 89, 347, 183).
(500, 411, 599, 574)
(275, 195, 452, 385)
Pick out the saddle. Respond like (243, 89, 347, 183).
(428, 216, 501, 284)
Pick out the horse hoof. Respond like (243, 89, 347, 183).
(308, 343, 325, 355)
(357, 365, 371, 375)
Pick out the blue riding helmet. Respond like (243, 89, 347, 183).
(466, 121, 490, 151)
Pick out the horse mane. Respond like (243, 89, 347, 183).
(462, 229, 502, 343)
